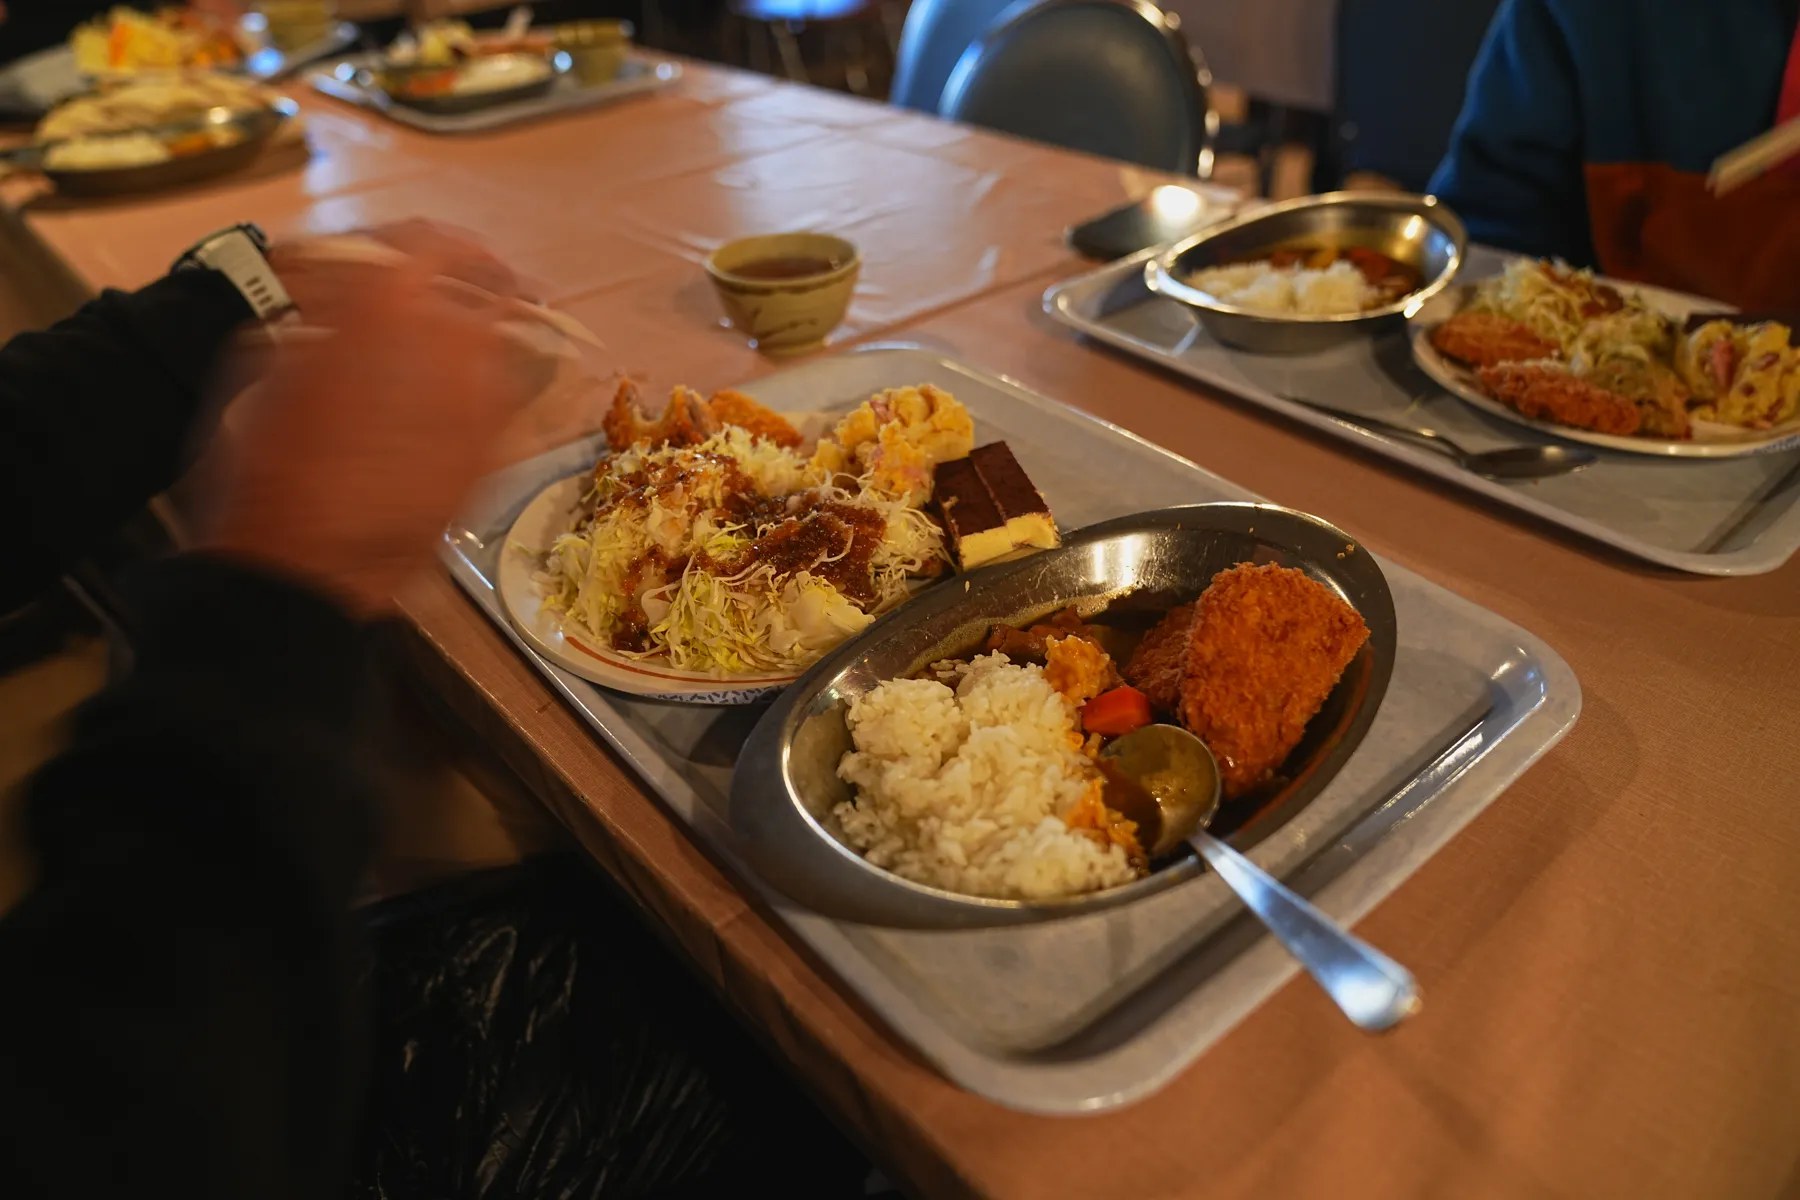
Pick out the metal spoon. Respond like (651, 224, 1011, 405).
(1282, 395, 1597, 479)
(1100, 723, 1421, 1032)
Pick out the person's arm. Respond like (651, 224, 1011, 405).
(0, 248, 533, 1199)
(1427, 0, 1595, 265)
(0, 269, 250, 614)
(0, 555, 379, 1199)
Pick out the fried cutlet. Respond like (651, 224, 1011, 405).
(602, 381, 720, 450)
(1476, 363, 1642, 436)
(1430, 310, 1559, 369)
(1178, 564, 1369, 798)
(708, 388, 804, 447)
(1123, 602, 1195, 714)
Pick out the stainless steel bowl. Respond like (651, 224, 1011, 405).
(1145, 191, 1467, 355)
(728, 503, 1397, 929)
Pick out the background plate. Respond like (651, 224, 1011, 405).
(1409, 280, 1800, 459)
(1044, 246, 1800, 575)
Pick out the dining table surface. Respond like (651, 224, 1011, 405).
(10, 57, 1800, 1200)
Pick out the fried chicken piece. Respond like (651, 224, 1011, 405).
(1477, 363, 1642, 436)
(1178, 564, 1370, 799)
(1430, 310, 1560, 368)
(1044, 634, 1119, 708)
(707, 388, 804, 447)
(601, 378, 652, 450)
(1123, 602, 1196, 714)
(601, 381, 722, 450)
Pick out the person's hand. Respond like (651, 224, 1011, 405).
(205, 253, 534, 616)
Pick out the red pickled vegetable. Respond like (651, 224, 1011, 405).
(1080, 685, 1152, 737)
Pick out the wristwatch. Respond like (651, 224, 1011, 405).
(172, 223, 296, 322)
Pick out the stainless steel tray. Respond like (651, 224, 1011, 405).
(440, 346, 1580, 1114)
(1044, 246, 1800, 576)
(308, 52, 681, 134)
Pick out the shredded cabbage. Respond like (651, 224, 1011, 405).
(536, 418, 950, 677)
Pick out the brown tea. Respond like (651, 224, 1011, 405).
(731, 255, 841, 280)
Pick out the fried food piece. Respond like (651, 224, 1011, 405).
(1123, 602, 1196, 714)
(707, 388, 803, 447)
(600, 378, 651, 450)
(1178, 564, 1369, 798)
(1430, 310, 1559, 368)
(1477, 363, 1641, 436)
(602, 381, 720, 450)
(1044, 634, 1119, 708)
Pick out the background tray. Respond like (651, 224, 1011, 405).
(0, 22, 358, 120)
(308, 53, 682, 134)
(440, 346, 1580, 1114)
(1044, 247, 1800, 576)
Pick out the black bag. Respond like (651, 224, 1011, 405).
(352, 856, 873, 1199)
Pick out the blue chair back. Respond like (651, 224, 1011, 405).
(889, 0, 1019, 112)
(1331, 0, 1504, 192)
(938, 0, 1206, 174)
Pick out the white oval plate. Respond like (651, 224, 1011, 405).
(498, 473, 804, 705)
(1409, 279, 1800, 459)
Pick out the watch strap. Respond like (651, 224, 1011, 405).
(174, 224, 295, 322)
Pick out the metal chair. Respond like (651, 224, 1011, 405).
(937, 0, 1216, 176)
(887, 0, 1017, 112)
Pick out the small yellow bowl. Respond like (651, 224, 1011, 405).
(553, 19, 633, 85)
(704, 233, 860, 358)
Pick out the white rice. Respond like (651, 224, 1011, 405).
(831, 653, 1138, 900)
(1190, 258, 1377, 315)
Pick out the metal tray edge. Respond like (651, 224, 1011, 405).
(434, 347, 1585, 1114)
(1040, 263, 1798, 577)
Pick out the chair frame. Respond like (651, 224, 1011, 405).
(939, 0, 1224, 179)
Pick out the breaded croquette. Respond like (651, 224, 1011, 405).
(1430, 310, 1559, 368)
(707, 388, 804, 447)
(1178, 564, 1369, 798)
(1476, 362, 1642, 436)
(1123, 602, 1195, 714)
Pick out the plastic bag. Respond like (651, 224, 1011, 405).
(352, 856, 870, 1199)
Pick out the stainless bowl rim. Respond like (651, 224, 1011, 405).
(730, 501, 1399, 924)
(1145, 190, 1469, 326)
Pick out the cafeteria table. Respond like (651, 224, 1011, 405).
(8, 60, 1799, 1200)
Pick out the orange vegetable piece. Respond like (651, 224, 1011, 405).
(1080, 685, 1152, 737)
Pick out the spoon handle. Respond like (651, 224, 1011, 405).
(1286, 397, 1468, 465)
(1192, 832, 1421, 1032)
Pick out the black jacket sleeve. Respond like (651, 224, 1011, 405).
(1, 269, 251, 614)
(0, 554, 378, 1200)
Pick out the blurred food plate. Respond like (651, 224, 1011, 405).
(309, 52, 682, 134)
(0, 14, 354, 120)
(1411, 279, 1800, 459)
